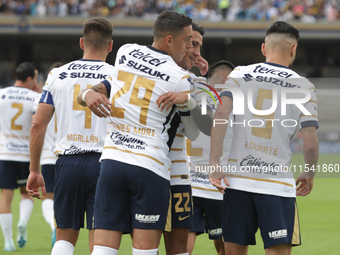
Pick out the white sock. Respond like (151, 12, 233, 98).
(174, 253, 189, 255)
(132, 247, 158, 255)
(51, 240, 75, 255)
(19, 199, 34, 223)
(42, 199, 55, 231)
(91, 245, 118, 255)
(0, 213, 13, 241)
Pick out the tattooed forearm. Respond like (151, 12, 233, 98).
(91, 83, 104, 92)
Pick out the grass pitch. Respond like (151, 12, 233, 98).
(1, 154, 339, 254)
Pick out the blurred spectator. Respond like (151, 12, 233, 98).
(0, 0, 339, 22)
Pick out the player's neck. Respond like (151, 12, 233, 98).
(14, 81, 28, 89)
(151, 42, 170, 56)
(82, 50, 108, 62)
(265, 55, 291, 68)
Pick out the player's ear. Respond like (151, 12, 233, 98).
(79, 37, 85, 50)
(261, 43, 266, 57)
(165, 35, 172, 48)
(25, 76, 32, 84)
(291, 43, 298, 57)
(108, 40, 113, 53)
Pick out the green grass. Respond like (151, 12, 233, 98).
(1, 154, 340, 254)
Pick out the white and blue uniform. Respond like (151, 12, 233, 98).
(219, 62, 318, 248)
(40, 60, 115, 230)
(94, 44, 192, 232)
(0, 87, 40, 189)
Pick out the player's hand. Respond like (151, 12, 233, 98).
(26, 172, 46, 200)
(85, 90, 112, 118)
(296, 172, 314, 196)
(194, 56, 208, 76)
(208, 163, 229, 194)
(156, 92, 189, 111)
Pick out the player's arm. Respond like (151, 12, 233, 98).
(209, 95, 233, 193)
(27, 102, 54, 199)
(156, 92, 213, 137)
(296, 126, 319, 196)
(77, 82, 111, 118)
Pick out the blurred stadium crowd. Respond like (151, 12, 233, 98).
(0, 0, 339, 22)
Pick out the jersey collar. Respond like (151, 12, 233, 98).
(147, 45, 169, 56)
(264, 62, 290, 70)
(79, 59, 104, 62)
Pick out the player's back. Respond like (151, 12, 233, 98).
(41, 61, 115, 156)
(101, 43, 191, 180)
(223, 62, 318, 197)
(0, 86, 40, 161)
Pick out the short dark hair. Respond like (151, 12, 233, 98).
(153, 11, 192, 39)
(266, 21, 300, 41)
(16, 62, 36, 82)
(207, 60, 235, 79)
(83, 18, 113, 49)
(192, 22, 205, 36)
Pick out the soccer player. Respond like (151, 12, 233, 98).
(26, 18, 114, 255)
(78, 11, 195, 255)
(163, 22, 209, 255)
(210, 21, 319, 255)
(188, 60, 235, 255)
(0, 62, 40, 251)
(39, 62, 63, 248)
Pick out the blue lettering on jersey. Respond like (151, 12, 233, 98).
(119, 55, 127, 64)
(67, 63, 104, 71)
(8, 95, 35, 101)
(126, 60, 170, 81)
(128, 49, 167, 66)
(253, 65, 293, 78)
(69, 72, 107, 80)
(255, 76, 299, 88)
(243, 74, 253, 82)
(59, 72, 67, 80)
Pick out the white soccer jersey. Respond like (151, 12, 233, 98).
(0, 87, 40, 162)
(219, 62, 319, 198)
(100, 44, 192, 181)
(189, 79, 233, 200)
(168, 72, 196, 186)
(40, 61, 115, 156)
(40, 113, 57, 165)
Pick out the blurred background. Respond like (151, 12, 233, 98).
(0, 0, 339, 153)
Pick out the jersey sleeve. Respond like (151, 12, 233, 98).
(192, 77, 213, 112)
(173, 74, 193, 114)
(39, 72, 55, 106)
(100, 75, 113, 98)
(299, 85, 319, 129)
(219, 66, 242, 99)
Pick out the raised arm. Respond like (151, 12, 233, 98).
(156, 92, 213, 139)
